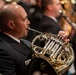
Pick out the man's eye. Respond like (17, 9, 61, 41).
(23, 18, 26, 21)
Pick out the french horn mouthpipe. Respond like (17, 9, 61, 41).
(28, 27, 42, 34)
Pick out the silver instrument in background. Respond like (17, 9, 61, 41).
(28, 27, 74, 75)
(59, 10, 76, 30)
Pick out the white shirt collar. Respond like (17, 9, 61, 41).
(44, 14, 58, 22)
(4, 33, 20, 43)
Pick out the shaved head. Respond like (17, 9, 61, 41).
(0, 4, 27, 32)
(0, 4, 30, 39)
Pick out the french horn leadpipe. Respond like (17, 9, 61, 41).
(28, 27, 42, 34)
(59, 10, 76, 30)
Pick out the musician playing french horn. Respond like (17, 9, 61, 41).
(0, 2, 74, 75)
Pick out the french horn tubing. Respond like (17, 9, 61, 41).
(28, 27, 74, 75)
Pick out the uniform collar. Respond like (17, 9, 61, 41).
(4, 33, 20, 43)
(44, 14, 58, 22)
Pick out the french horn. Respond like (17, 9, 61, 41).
(28, 27, 74, 75)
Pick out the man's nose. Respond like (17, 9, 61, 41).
(27, 19, 30, 25)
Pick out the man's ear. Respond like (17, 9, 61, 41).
(47, 5, 52, 11)
(7, 21, 15, 29)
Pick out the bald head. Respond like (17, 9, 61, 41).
(0, 4, 30, 39)
(1, 4, 26, 15)
(0, 4, 27, 31)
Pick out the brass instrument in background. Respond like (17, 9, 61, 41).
(59, 0, 76, 37)
(28, 27, 74, 75)
(59, 10, 76, 30)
